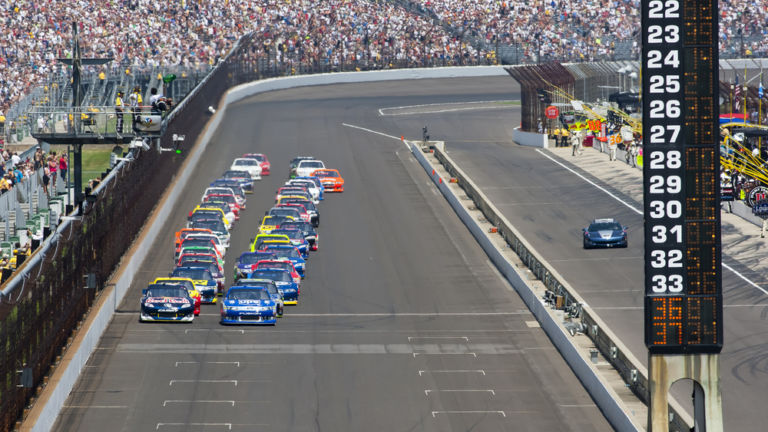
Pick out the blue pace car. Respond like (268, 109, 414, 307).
(140, 284, 195, 322)
(220, 286, 277, 325)
(582, 218, 628, 249)
(247, 268, 299, 305)
(261, 244, 306, 277)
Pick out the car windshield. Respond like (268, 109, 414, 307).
(282, 222, 312, 234)
(291, 181, 314, 189)
(191, 220, 226, 232)
(228, 289, 270, 301)
(207, 187, 233, 195)
(171, 268, 212, 281)
(246, 154, 265, 162)
(313, 170, 336, 178)
(203, 201, 229, 211)
(188, 235, 219, 245)
(262, 216, 285, 226)
(223, 170, 249, 179)
(251, 270, 292, 283)
(235, 159, 258, 166)
(271, 229, 302, 240)
(265, 247, 299, 259)
(270, 209, 299, 218)
(258, 261, 291, 272)
(209, 195, 235, 204)
(192, 210, 220, 218)
(589, 222, 622, 231)
(179, 260, 218, 274)
(145, 286, 188, 298)
(182, 246, 215, 255)
(300, 161, 324, 168)
(239, 253, 272, 265)
(181, 239, 212, 248)
(284, 199, 315, 211)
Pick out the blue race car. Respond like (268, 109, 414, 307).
(262, 244, 306, 277)
(270, 228, 309, 258)
(234, 251, 276, 281)
(140, 284, 195, 322)
(247, 268, 299, 305)
(220, 286, 277, 325)
(235, 279, 285, 316)
(582, 218, 628, 249)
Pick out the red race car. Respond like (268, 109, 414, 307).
(243, 153, 271, 175)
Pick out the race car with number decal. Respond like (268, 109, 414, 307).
(140, 284, 195, 322)
(243, 153, 271, 175)
(220, 286, 277, 325)
(261, 244, 306, 278)
(248, 268, 300, 305)
(311, 168, 344, 192)
(234, 279, 285, 317)
(170, 266, 218, 304)
(234, 251, 276, 281)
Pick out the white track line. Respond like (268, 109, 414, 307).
(341, 122, 404, 143)
(378, 100, 516, 116)
(535, 148, 768, 297)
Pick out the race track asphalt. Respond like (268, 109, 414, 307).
(381, 95, 768, 430)
(52, 76, 613, 432)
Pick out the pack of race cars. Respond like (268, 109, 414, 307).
(139, 154, 344, 326)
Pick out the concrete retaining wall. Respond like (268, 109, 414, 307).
(512, 127, 548, 148)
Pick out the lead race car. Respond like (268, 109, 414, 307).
(220, 286, 278, 325)
(140, 284, 195, 323)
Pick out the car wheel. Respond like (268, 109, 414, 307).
(277, 305, 284, 317)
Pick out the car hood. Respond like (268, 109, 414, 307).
(590, 230, 623, 239)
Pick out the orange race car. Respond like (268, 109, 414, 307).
(311, 169, 344, 192)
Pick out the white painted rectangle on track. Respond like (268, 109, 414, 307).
(431, 411, 506, 418)
(162, 400, 235, 407)
(419, 370, 486, 376)
(425, 389, 495, 396)
(169, 380, 237, 386)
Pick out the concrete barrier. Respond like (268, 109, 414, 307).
(512, 126, 548, 148)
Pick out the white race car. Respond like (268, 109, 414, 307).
(294, 159, 325, 178)
(231, 158, 263, 180)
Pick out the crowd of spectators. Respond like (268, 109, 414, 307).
(1, 0, 768, 126)
(0, 147, 66, 196)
